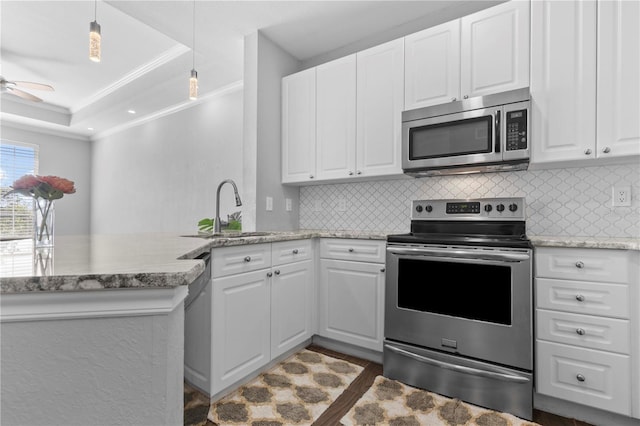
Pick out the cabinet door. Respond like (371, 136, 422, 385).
(316, 55, 357, 180)
(530, 0, 597, 165)
(460, 0, 530, 99)
(356, 39, 404, 178)
(597, 0, 640, 159)
(212, 269, 270, 394)
(318, 259, 385, 351)
(271, 260, 314, 358)
(404, 20, 461, 110)
(282, 68, 316, 183)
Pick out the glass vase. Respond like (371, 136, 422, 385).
(34, 198, 54, 248)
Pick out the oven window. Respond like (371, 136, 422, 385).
(409, 116, 493, 159)
(397, 258, 511, 325)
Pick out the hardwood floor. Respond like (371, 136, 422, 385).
(184, 344, 594, 426)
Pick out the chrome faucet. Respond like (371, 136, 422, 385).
(215, 179, 242, 233)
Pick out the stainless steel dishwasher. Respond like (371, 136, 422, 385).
(184, 250, 212, 394)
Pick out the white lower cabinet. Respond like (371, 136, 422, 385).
(207, 240, 314, 396)
(535, 247, 640, 418)
(212, 268, 271, 393)
(318, 239, 386, 351)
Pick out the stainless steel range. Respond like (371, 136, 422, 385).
(384, 197, 534, 420)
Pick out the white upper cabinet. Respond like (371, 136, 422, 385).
(356, 39, 404, 177)
(404, 0, 529, 110)
(282, 68, 316, 183)
(404, 20, 461, 110)
(531, 0, 597, 165)
(460, 0, 530, 99)
(531, 0, 640, 167)
(597, 0, 640, 159)
(316, 55, 357, 181)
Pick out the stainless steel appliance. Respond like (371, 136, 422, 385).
(384, 197, 534, 420)
(402, 88, 530, 176)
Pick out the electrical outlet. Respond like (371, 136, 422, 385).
(285, 198, 292, 212)
(313, 199, 322, 212)
(612, 186, 631, 207)
(336, 198, 346, 212)
(266, 196, 273, 211)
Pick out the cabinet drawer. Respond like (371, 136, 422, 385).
(272, 239, 313, 266)
(535, 247, 631, 283)
(320, 238, 385, 263)
(536, 309, 630, 354)
(536, 278, 629, 319)
(536, 340, 631, 415)
(212, 243, 271, 277)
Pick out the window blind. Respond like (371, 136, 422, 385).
(0, 141, 39, 239)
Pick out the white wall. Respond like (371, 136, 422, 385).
(91, 89, 243, 235)
(243, 31, 301, 232)
(0, 124, 92, 236)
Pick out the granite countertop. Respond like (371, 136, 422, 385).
(0, 231, 390, 294)
(2, 231, 637, 294)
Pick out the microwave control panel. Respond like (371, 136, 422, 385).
(505, 109, 528, 151)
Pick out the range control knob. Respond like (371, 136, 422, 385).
(425, 205, 433, 213)
(484, 204, 493, 212)
(415, 205, 423, 213)
(496, 204, 505, 212)
(509, 203, 518, 212)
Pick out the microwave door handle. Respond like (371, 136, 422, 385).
(495, 110, 501, 153)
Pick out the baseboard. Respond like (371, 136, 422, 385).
(534, 393, 639, 426)
(311, 335, 383, 364)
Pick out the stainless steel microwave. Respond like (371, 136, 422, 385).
(402, 88, 530, 177)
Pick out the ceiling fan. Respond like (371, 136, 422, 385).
(0, 76, 54, 102)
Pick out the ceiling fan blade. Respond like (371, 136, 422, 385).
(6, 87, 43, 102)
(12, 81, 54, 91)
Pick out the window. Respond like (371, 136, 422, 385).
(0, 141, 39, 239)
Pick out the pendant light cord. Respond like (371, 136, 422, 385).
(192, 0, 196, 69)
(94, 0, 97, 21)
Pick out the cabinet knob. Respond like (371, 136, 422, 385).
(356, 170, 362, 175)
(292, 249, 299, 254)
(602, 147, 611, 153)
(451, 97, 457, 102)
(463, 95, 469, 99)
(244, 256, 251, 262)
(576, 294, 585, 302)
(348, 248, 354, 252)
(584, 149, 592, 155)
(575, 261, 584, 269)
(274, 270, 281, 275)
(348, 171, 354, 176)
(576, 328, 586, 335)
(576, 374, 586, 382)
(309, 174, 314, 179)
(267, 272, 273, 277)
(380, 268, 386, 273)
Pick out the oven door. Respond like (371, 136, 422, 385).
(385, 244, 532, 370)
(402, 106, 502, 170)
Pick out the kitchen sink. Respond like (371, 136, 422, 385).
(181, 231, 273, 239)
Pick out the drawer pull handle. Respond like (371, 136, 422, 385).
(575, 261, 584, 268)
(348, 248, 354, 252)
(576, 294, 585, 302)
(267, 272, 273, 277)
(576, 374, 586, 382)
(380, 268, 386, 273)
(274, 270, 281, 275)
(244, 256, 251, 262)
(576, 328, 586, 335)
(292, 249, 299, 254)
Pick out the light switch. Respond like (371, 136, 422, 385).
(266, 196, 273, 211)
(285, 198, 292, 211)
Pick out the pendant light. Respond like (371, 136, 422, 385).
(89, 0, 101, 62)
(189, 0, 198, 100)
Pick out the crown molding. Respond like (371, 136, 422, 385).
(93, 80, 243, 140)
(0, 113, 91, 142)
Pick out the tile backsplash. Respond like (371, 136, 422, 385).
(300, 164, 640, 238)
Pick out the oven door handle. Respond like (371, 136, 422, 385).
(385, 344, 530, 384)
(387, 247, 530, 262)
